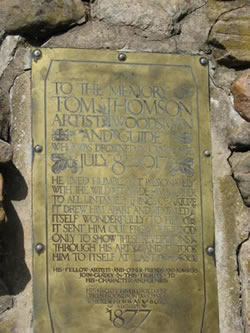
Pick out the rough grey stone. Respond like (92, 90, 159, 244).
(7, 70, 33, 332)
(45, 20, 177, 52)
(0, 280, 12, 315)
(210, 80, 249, 333)
(0, 36, 20, 79)
(0, 295, 13, 315)
(226, 103, 250, 151)
(228, 123, 250, 151)
(0, 40, 26, 140)
(212, 66, 237, 95)
(210, 85, 233, 148)
(0, 0, 87, 40)
(0, 140, 13, 163)
(229, 152, 250, 206)
(174, 6, 210, 53)
(45, 3, 209, 55)
(92, 0, 206, 40)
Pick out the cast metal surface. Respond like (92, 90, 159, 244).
(33, 49, 42, 59)
(206, 246, 215, 256)
(199, 57, 208, 66)
(204, 150, 211, 157)
(118, 53, 127, 61)
(35, 243, 45, 254)
(32, 49, 219, 333)
(34, 145, 43, 153)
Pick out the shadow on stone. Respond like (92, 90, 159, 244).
(0, 161, 31, 295)
(0, 279, 13, 314)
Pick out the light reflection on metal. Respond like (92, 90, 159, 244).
(207, 246, 215, 256)
(118, 53, 127, 61)
(32, 49, 42, 59)
(34, 145, 43, 153)
(35, 243, 44, 254)
(199, 57, 208, 66)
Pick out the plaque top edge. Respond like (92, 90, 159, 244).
(32, 47, 207, 67)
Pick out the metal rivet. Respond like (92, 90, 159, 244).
(32, 49, 42, 59)
(206, 246, 215, 256)
(118, 53, 127, 61)
(35, 243, 44, 254)
(200, 57, 208, 66)
(34, 145, 43, 153)
(204, 150, 211, 157)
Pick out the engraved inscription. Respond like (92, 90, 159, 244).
(48, 79, 197, 270)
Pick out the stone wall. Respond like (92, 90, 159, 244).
(0, 0, 249, 332)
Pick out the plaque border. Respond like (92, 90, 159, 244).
(32, 49, 218, 333)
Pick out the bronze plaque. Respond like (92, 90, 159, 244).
(32, 49, 218, 332)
